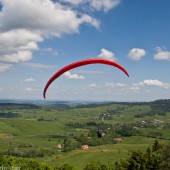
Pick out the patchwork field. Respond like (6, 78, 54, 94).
(0, 100, 169, 169)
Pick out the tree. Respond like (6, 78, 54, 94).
(84, 161, 103, 170)
(152, 139, 162, 152)
(54, 163, 77, 170)
(63, 138, 81, 152)
(159, 143, 170, 170)
(40, 163, 52, 170)
(84, 161, 114, 170)
(115, 148, 162, 170)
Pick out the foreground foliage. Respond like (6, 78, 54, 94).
(0, 140, 169, 170)
(115, 139, 170, 170)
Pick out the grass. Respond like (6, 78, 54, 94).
(36, 136, 168, 169)
(0, 102, 169, 169)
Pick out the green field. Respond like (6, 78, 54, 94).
(36, 136, 168, 169)
(0, 100, 170, 169)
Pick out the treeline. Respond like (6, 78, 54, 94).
(57, 133, 116, 153)
(1, 140, 170, 170)
(135, 99, 170, 118)
(62, 124, 140, 152)
(4, 148, 58, 159)
(66, 121, 97, 128)
(0, 103, 40, 110)
(0, 153, 76, 170)
(134, 111, 165, 118)
(0, 112, 21, 118)
(67, 122, 140, 137)
(115, 139, 170, 170)
(43, 104, 70, 110)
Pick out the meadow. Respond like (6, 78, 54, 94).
(0, 100, 169, 169)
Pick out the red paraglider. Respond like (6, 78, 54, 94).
(43, 58, 129, 98)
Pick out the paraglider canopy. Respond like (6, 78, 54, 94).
(43, 58, 129, 98)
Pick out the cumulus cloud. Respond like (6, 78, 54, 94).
(0, 63, 12, 72)
(154, 47, 170, 60)
(24, 78, 35, 82)
(98, 48, 117, 61)
(133, 79, 170, 89)
(0, 0, 100, 34)
(0, 0, 121, 72)
(0, 29, 41, 63)
(142, 79, 170, 89)
(0, 0, 121, 73)
(0, 51, 32, 63)
(64, 71, 85, 79)
(0, 29, 42, 53)
(128, 48, 146, 60)
(0, 0, 100, 71)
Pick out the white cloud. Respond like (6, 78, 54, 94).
(64, 71, 85, 79)
(80, 14, 100, 29)
(128, 48, 146, 60)
(62, 0, 121, 12)
(26, 87, 36, 91)
(133, 79, 170, 89)
(106, 83, 125, 87)
(0, 0, 99, 35)
(89, 83, 97, 88)
(42, 48, 58, 57)
(24, 78, 35, 82)
(0, 51, 32, 63)
(130, 86, 140, 90)
(0, 29, 42, 63)
(24, 63, 56, 69)
(0, 29, 42, 52)
(0, 87, 3, 91)
(116, 83, 125, 87)
(62, 0, 83, 5)
(154, 47, 170, 60)
(0, 0, 100, 71)
(142, 79, 170, 89)
(90, 0, 121, 12)
(0, 0, 121, 73)
(106, 83, 114, 87)
(98, 48, 117, 61)
(0, 63, 12, 72)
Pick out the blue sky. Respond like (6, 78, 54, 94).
(0, 0, 170, 101)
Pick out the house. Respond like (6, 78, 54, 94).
(141, 121, 146, 124)
(56, 144, 62, 149)
(82, 145, 89, 150)
(102, 132, 106, 137)
(14, 148, 20, 151)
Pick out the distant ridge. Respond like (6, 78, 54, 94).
(0, 98, 169, 108)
